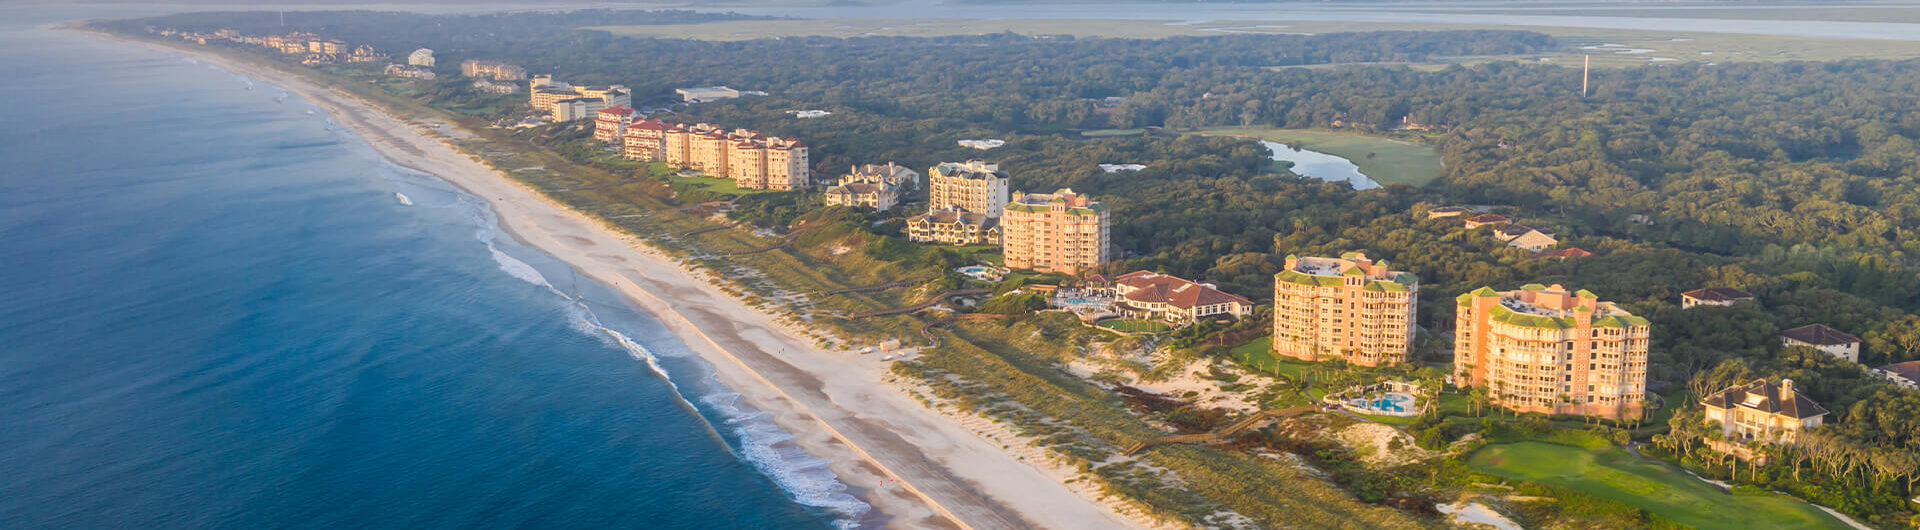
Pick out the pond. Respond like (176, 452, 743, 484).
(1261, 140, 1381, 190)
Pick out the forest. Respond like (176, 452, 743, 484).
(112, 10, 1920, 527)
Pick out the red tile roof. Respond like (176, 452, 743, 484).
(1113, 271, 1252, 310)
(1780, 324, 1860, 346)
(1535, 247, 1594, 259)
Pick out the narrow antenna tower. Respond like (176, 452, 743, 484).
(1582, 55, 1590, 97)
(279, 11, 286, 27)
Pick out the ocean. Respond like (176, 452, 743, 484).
(0, 11, 858, 529)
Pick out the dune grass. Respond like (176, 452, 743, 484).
(1192, 127, 1444, 187)
(1469, 442, 1852, 530)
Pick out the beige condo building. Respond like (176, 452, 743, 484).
(528, 75, 630, 121)
(656, 123, 810, 190)
(1000, 189, 1109, 275)
(1454, 284, 1650, 420)
(927, 161, 1010, 218)
(460, 59, 527, 81)
(1271, 252, 1418, 367)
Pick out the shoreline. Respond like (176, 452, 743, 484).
(86, 29, 1153, 530)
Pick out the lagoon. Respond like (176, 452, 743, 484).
(1262, 140, 1381, 190)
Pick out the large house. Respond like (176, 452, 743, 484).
(1111, 271, 1253, 325)
(1495, 225, 1558, 251)
(1780, 324, 1862, 363)
(1454, 284, 1650, 420)
(907, 207, 999, 246)
(842, 163, 920, 190)
(1271, 252, 1418, 367)
(1701, 379, 1828, 455)
(1875, 361, 1920, 389)
(999, 189, 1109, 275)
(824, 181, 898, 211)
(1681, 287, 1755, 309)
(1463, 214, 1511, 229)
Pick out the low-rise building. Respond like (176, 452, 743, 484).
(841, 163, 920, 190)
(1779, 324, 1862, 363)
(1681, 287, 1755, 309)
(1000, 189, 1109, 275)
(460, 59, 527, 81)
(1536, 247, 1594, 259)
(383, 63, 436, 80)
(824, 181, 898, 211)
(407, 48, 435, 67)
(1701, 379, 1828, 450)
(1495, 225, 1558, 251)
(1463, 214, 1511, 229)
(1875, 361, 1920, 389)
(907, 207, 999, 245)
(676, 86, 740, 103)
(1111, 271, 1253, 325)
(1455, 284, 1650, 420)
(472, 79, 518, 94)
(345, 45, 387, 63)
(1426, 206, 1470, 219)
(1272, 252, 1419, 367)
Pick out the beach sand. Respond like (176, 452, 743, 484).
(92, 31, 1152, 530)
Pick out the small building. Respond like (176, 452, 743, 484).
(1874, 361, 1920, 389)
(1463, 214, 1511, 229)
(824, 181, 898, 211)
(407, 48, 435, 67)
(1535, 247, 1593, 259)
(1111, 271, 1254, 325)
(1681, 287, 1755, 309)
(1779, 324, 1862, 363)
(1700, 379, 1828, 456)
(383, 63, 436, 80)
(1426, 206, 1469, 219)
(1495, 225, 1558, 251)
(907, 207, 999, 246)
(841, 163, 921, 190)
(472, 79, 518, 94)
(676, 86, 740, 103)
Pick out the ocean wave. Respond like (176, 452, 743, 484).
(704, 390, 873, 528)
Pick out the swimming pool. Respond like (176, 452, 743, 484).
(1349, 392, 1416, 414)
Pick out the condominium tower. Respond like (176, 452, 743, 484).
(1271, 252, 1417, 367)
(1000, 189, 1109, 275)
(650, 123, 810, 190)
(927, 161, 1010, 218)
(1454, 284, 1650, 420)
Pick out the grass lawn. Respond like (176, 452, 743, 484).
(667, 174, 778, 196)
(1097, 319, 1173, 333)
(1081, 128, 1148, 137)
(1469, 442, 1852, 530)
(1190, 127, 1443, 187)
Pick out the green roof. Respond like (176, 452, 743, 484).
(1576, 289, 1599, 299)
(1343, 266, 1365, 276)
(1363, 283, 1384, 292)
(1521, 283, 1548, 291)
(1474, 287, 1501, 297)
(1488, 304, 1573, 330)
(1275, 270, 1345, 287)
(1375, 281, 1410, 292)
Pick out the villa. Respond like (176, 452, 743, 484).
(1495, 225, 1558, 251)
(1271, 252, 1418, 367)
(1454, 284, 1650, 420)
(1875, 361, 1920, 389)
(1779, 324, 1862, 363)
(824, 181, 898, 211)
(1700, 379, 1828, 459)
(1110, 271, 1253, 325)
(907, 207, 999, 246)
(1463, 214, 1511, 229)
(1681, 287, 1755, 309)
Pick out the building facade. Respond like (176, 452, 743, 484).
(842, 163, 920, 190)
(824, 181, 897, 211)
(459, 59, 527, 81)
(622, 118, 667, 161)
(594, 106, 635, 143)
(1454, 284, 1650, 420)
(906, 207, 998, 245)
(528, 76, 630, 121)
(651, 123, 810, 190)
(927, 161, 1010, 218)
(1681, 287, 1755, 309)
(1000, 189, 1109, 275)
(407, 48, 435, 67)
(1271, 252, 1418, 367)
(1700, 379, 1828, 447)
(1112, 271, 1253, 325)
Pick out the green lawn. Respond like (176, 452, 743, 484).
(1081, 128, 1148, 137)
(1190, 127, 1443, 187)
(667, 174, 779, 196)
(1469, 442, 1852, 530)
(1097, 319, 1174, 333)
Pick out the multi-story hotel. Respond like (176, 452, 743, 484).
(1271, 252, 1417, 367)
(528, 76, 629, 122)
(621, 118, 668, 161)
(649, 123, 810, 190)
(927, 161, 1010, 218)
(1454, 284, 1650, 420)
(999, 189, 1109, 275)
(593, 106, 635, 143)
(907, 207, 999, 245)
(459, 59, 527, 81)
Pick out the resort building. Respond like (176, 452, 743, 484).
(1271, 252, 1418, 367)
(472, 79, 518, 94)
(1700, 379, 1828, 451)
(1463, 214, 1511, 229)
(1111, 271, 1254, 325)
(621, 118, 668, 161)
(383, 64, 436, 80)
(654, 123, 810, 190)
(459, 59, 526, 81)
(676, 86, 741, 103)
(1000, 189, 1109, 275)
(841, 163, 921, 190)
(407, 48, 435, 67)
(345, 45, 386, 63)
(1495, 225, 1558, 251)
(906, 207, 999, 246)
(528, 76, 630, 123)
(1681, 287, 1755, 309)
(1779, 324, 1862, 363)
(927, 160, 1011, 218)
(1454, 284, 1650, 420)
(594, 106, 636, 143)
(824, 181, 898, 211)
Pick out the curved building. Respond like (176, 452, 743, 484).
(1453, 284, 1649, 420)
(1270, 252, 1417, 367)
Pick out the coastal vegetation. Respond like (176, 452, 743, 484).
(105, 9, 1920, 528)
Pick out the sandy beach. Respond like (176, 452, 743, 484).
(90, 30, 1152, 530)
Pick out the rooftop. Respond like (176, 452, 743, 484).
(1683, 287, 1755, 302)
(1700, 379, 1828, 419)
(1780, 324, 1860, 346)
